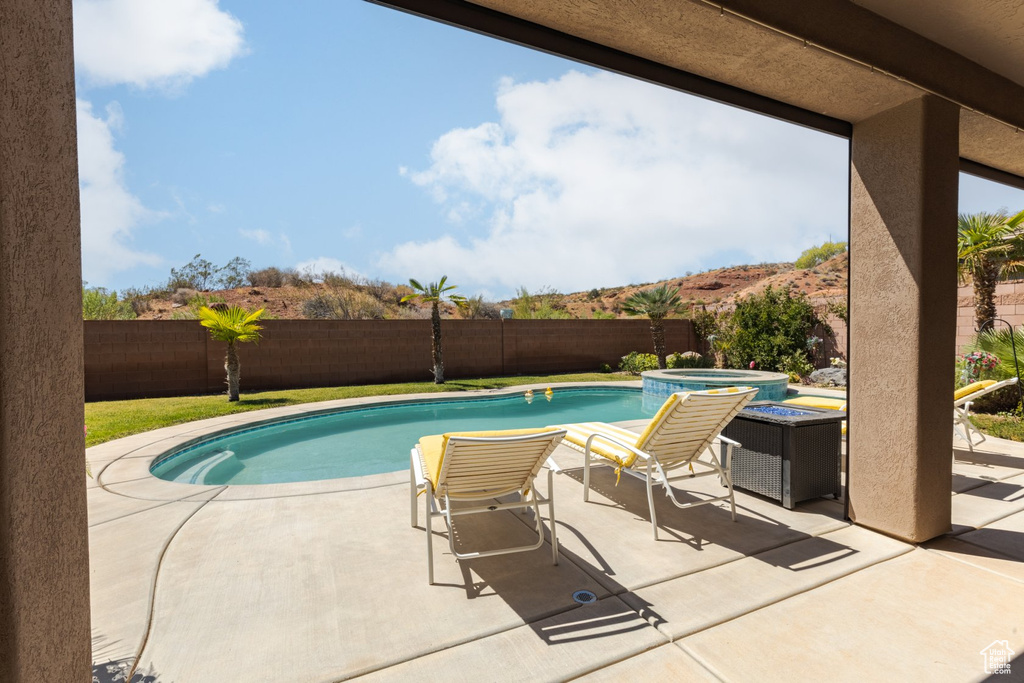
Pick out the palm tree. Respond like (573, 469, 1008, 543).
(401, 276, 466, 383)
(958, 209, 1024, 330)
(621, 284, 686, 369)
(198, 305, 265, 401)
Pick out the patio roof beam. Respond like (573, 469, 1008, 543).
(366, 0, 852, 138)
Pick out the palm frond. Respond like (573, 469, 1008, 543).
(399, 275, 463, 306)
(198, 306, 264, 344)
(621, 284, 685, 319)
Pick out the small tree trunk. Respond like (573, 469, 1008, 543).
(225, 341, 241, 401)
(651, 318, 667, 369)
(974, 259, 999, 331)
(431, 301, 444, 384)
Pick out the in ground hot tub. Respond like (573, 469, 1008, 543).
(641, 368, 790, 402)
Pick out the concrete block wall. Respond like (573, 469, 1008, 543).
(85, 318, 695, 401)
(956, 282, 1024, 351)
(85, 321, 209, 399)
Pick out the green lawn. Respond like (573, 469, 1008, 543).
(85, 372, 636, 447)
(970, 414, 1024, 442)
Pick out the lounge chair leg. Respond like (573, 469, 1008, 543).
(548, 469, 558, 566)
(583, 450, 592, 502)
(646, 461, 659, 541)
(724, 444, 737, 522)
(425, 485, 434, 585)
(410, 455, 418, 528)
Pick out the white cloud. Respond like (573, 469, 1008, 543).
(77, 99, 163, 283)
(239, 228, 273, 245)
(382, 70, 848, 296)
(240, 228, 293, 254)
(294, 257, 362, 281)
(73, 0, 246, 90)
(74, 0, 248, 286)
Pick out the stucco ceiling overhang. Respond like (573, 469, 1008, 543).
(372, 0, 1024, 183)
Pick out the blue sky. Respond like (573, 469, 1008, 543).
(74, 0, 1024, 299)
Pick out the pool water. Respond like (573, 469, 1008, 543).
(151, 388, 655, 486)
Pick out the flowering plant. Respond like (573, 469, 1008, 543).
(830, 357, 847, 368)
(959, 351, 999, 382)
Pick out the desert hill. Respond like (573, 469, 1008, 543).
(129, 253, 848, 321)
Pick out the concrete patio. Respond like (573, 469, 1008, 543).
(88, 397, 1024, 682)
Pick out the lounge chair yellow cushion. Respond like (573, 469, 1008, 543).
(558, 387, 757, 471)
(783, 396, 847, 411)
(954, 380, 997, 402)
(558, 422, 645, 469)
(418, 428, 559, 489)
(634, 393, 682, 452)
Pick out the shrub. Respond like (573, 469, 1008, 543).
(302, 294, 338, 319)
(301, 290, 385, 320)
(667, 351, 712, 369)
(322, 270, 356, 288)
(171, 293, 225, 320)
(248, 267, 285, 288)
(779, 353, 814, 382)
(587, 288, 601, 300)
(511, 287, 571, 319)
(217, 257, 251, 289)
(170, 288, 199, 305)
(459, 295, 501, 319)
(965, 329, 1024, 383)
(364, 278, 401, 305)
(598, 363, 613, 373)
(725, 285, 826, 373)
(82, 287, 136, 320)
(963, 330, 1024, 412)
(591, 309, 616, 320)
(619, 351, 659, 375)
(120, 286, 156, 315)
(128, 297, 151, 315)
(795, 241, 847, 269)
(169, 254, 217, 290)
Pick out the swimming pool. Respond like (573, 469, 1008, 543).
(151, 387, 655, 486)
(641, 368, 790, 402)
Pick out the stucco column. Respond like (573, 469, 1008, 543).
(0, 1, 91, 680)
(848, 95, 959, 543)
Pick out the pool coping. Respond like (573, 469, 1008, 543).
(89, 381, 644, 499)
(88, 380, 846, 501)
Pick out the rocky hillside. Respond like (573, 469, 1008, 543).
(561, 252, 847, 319)
(130, 253, 847, 321)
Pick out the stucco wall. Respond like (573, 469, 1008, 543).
(0, 0, 91, 679)
(848, 95, 958, 543)
(84, 319, 697, 400)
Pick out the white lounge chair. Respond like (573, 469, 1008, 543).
(410, 428, 566, 584)
(555, 387, 757, 540)
(954, 377, 1019, 451)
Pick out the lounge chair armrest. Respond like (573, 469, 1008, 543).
(544, 456, 563, 474)
(715, 434, 741, 448)
(410, 446, 427, 486)
(585, 431, 650, 461)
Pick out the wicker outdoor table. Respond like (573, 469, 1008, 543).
(720, 402, 845, 509)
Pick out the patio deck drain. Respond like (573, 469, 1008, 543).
(572, 590, 597, 605)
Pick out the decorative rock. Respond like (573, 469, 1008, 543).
(810, 368, 847, 387)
